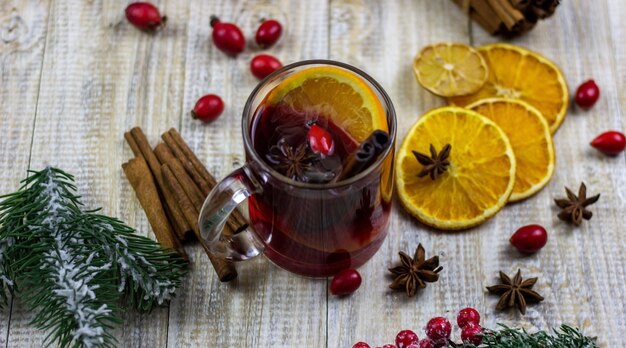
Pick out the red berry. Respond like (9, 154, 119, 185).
(330, 268, 362, 296)
(590, 131, 626, 156)
(125, 2, 165, 31)
(456, 307, 481, 328)
(256, 19, 283, 48)
(425, 317, 451, 341)
(395, 330, 419, 348)
(250, 54, 283, 79)
(210, 16, 245, 56)
(461, 323, 483, 345)
(510, 224, 548, 254)
(417, 339, 434, 348)
(379, 345, 395, 348)
(575, 80, 600, 109)
(308, 124, 335, 156)
(352, 343, 371, 348)
(192, 94, 224, 123)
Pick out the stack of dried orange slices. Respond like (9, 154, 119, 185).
(397, 42, 566, 230)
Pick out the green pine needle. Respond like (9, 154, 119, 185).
(451, 324, 597, 347)
(0, 167, 186, 348)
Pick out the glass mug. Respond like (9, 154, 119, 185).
(199, 60, 396, 277)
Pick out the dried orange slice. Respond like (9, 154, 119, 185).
(468, 98, 555, 202)
(396, 107, 516, 230)
(448, 43, 569, 134)
(413, 42, 489, 97)
(266, 66, 387, 142)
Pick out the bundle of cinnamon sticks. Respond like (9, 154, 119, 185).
(122, 127, 247, 282)
(453, 0, 560, 37)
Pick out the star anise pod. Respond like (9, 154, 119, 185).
(389, 244, 443, 297)
(554, 182, 600, 225)
(412, 144, 451, 180)
(266, 140, 319, 182)
(486, 269, 544, 315)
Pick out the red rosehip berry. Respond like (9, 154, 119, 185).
(395, 330, 419, 348)
(461, 323, 483, 345)
(191, 94, 224, 123)
(210, 16, 245, 56)
(575, 80, 600, 109)
(250, 54, 283, 80)
(352, 342, 371, 348)
(417, 339, 434, 348)
(456, 307, 481, 328)
(125, 2, 165, 31)
(590, 130, 626, 156)
(308, 124, 335, 156)
(330, 268, 362, 296)
(510, 224, 548, 254)
(256, 19, 283, 48)
(425, 317, 451, 342)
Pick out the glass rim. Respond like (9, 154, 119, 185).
(241, 59, 397, 190)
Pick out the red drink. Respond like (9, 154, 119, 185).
(248, 99, 392, 277)
(199, 61, 396, 278)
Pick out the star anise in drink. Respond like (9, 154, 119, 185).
(554, 182, 600, 226)
(266, 140, 319, 182)
(486, 269, 544, 315)
(412, 144, 451, 180)
(388, 244, 443, 297)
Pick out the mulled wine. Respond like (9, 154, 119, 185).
(248, 93, 393, 277)
(199, 61, 396, 278)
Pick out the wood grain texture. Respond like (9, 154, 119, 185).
(0, 0, 624, 347)
(328, 1, 477, 347)
(0, 0, 50, 347)
(471, 2, 625, 346)
(167, 0, 329, 346)
(4, 0, 188, 346)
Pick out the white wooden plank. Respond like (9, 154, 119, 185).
(328, 1, 474, 346)
(470, 1, 626, 347)
(6, 0, 189, 346)
(167, 0, 329, 347)
(0, 0, 49, 347)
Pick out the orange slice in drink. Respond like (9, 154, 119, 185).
(448, 43, 569, 133)
(395, 107, 516, 230)
(413, 42, 489, 97)
(468, 98, 555, 202)
(266, 66, 387, 142)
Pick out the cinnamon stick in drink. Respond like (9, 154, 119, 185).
(122, 156, 188, 260)
(162, 163, 237, 282)
(333, 130, 390, 183)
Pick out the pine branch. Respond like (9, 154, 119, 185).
(0, 167, 186, 347)
(451, 324, 597, 347)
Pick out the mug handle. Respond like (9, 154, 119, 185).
(198, 165, 265, 261)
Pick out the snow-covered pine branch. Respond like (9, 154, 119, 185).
(0, 167, 186, 348)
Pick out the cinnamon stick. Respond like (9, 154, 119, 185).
(162, 163, 237, 282)
(486, 0, 525, 31)
(126, 128, 192, 240)
(123, 156, 188, 260)
(166, 129, 216, 187)
(334, 131, 389, 183)
(163, 128, 248, 232)
(154, 143, 205, 211)
(162, 131, 212, 195)
(453, 0, 503, 35)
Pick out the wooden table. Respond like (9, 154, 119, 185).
(1, 1, 624, 347)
